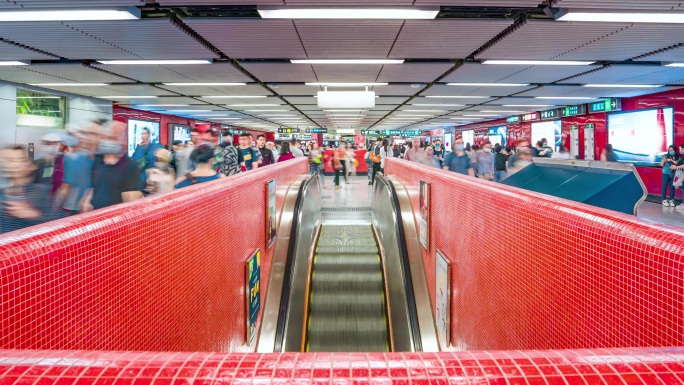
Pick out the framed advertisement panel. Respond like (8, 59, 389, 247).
(435, 249, 451, 350)
(246, 249, 261, 346)
(267, 180, 277, 249)
(419, 181, 429, 250)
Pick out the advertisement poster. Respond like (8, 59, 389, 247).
(435, 250, 450, 350)
(444, 133, 453, 153)
(246, 249, 261, 346)
(267, 180, 277, 249)
(127, 119, 160, 157)
(419, 181, 429, 250)
(487, 125, 508, 147)
(531, 120, 562, 152)
(462, 130, 475, 147)
(608, 107, 674, 166)
(169, 123, 192, 144)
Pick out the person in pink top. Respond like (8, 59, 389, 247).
(277, 142, 296, 163)
(404, 137, 425, 162)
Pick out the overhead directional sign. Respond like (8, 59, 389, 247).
(305, 128, 328, 133)
(361, 130, 380, 135)
(521, 112, 539, 122)
(507, 115, 520, 124)
(561, 104, 587, 117)
(383, 130, 402, 135)
(403, 130, 422, 136)
(540, 108, 560, 120)
(277, 128, 300, 134)
(589, 98, 621, 113)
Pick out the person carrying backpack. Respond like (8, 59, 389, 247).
(213, 134, 241, 176)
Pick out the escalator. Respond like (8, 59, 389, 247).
(306, 225, 389, 352)
(257, 173, 438, 353)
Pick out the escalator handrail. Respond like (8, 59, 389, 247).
(273, 173, 318, 352)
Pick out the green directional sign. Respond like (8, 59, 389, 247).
(383, 130, 402, 135)
(561, 104, 587, 117)
(507, 115, 520, 124)
(403, 130, 422, 136)
(540, 109, 560, 120)
(589, 99, 621, 113)
(305, 128, 328, 133)
(361, 130, 380, 135)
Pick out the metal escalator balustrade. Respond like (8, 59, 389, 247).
(305, 225, 390, 352)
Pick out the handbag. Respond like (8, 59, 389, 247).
(674, 169, 683, 187)
(370, 150, 381, 163)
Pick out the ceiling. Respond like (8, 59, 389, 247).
(1, 0, 684, 132)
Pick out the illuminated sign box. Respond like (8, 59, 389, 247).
(305, 128, 328, 133)
(540, 109, 560, 120)
(521, 112, 539, 122)
(361, 130, 380, 135)
(589, 99, 621, 113)
(383, 130, 402, 135)
(507, 115, 520, 124)
(277, 128, 301, 133)
(561, 104, 587, 117)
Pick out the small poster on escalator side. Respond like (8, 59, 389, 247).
(419, 180, 430, 250)
(267, 179, 277, 249)
(435, 250, 451, 350)
(245, 249, 261, 346)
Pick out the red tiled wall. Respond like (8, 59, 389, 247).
(3, 348, 684, 385)
(385, 158, 684, 351)
(0, 159, 308, 353)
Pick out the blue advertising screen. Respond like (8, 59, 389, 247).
(608, 107, 674, 166)
(487, 125, 507, 147)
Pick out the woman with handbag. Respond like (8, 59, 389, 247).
(661, 145, 679, 207)
(333, 144, 347, 191)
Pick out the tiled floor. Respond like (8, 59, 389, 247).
(320, 175, 372, 209)
(637, 201, 684, 228)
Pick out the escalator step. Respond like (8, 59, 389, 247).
(311, 271, 383, 293)
(307, 315, 388, 352)
(309, 292, 386, 313)
(314, 254, 381, 267)
(316, 245, 380, 254)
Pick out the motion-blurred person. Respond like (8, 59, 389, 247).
(310, 143, 323, 181)
(552, 146, 572, 160)
(58, 122, 98, 216)
(392, 144, 401, 158)
(175, 143, 221, 189)
(277, 142, 296, 163)
(345, 143, 355, 183)
(257, 134, 275, 166)
(443, 138, 475, 176)
(132, 127, 163, 182)
(371, 139, 393, 184)
(82, 121, 144, 211)
(661, 145, 679, 207)
(404, 137, 425, 162)
(421, 146, 441, 169)
(266, 141, 279, 163)
(290, 138, 304, 157)
(508, 138, 530, 170)
(0, 146, 59, 234)
(366, 138, 381, 185)
(332, 143, 347, 190)
(238, 132, 260, 171)
(146, 148, 175, 195)
(600, 144, 617, 162)
(213, 133, 241, 176)
(494, 144, 508, 182)
(474, 141, 495, 180)
(507, 147, 533, 176)
(32, 133, 62, 191)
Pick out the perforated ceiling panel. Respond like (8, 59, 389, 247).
(377, 62, 455, 82)
(416, 0, 542, 4)
(442, 62, 601, 84)
(553, 0, 684, 10)
(638, 47, 684, 63)
(476, 20, 630, 60)
(295, 20, 403, 59)
(240, 63, 317, 83)
(184, 19, 307, 59)
(558, 65, 684, 85)
(64, 20, 218, 60)
(389, 20, 513, 59)
(0, 41, 55, 60)
(309, 64, 384, 82)
(0, 0, 143, 7)
(91, 63, 252, 83)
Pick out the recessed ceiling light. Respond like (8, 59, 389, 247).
(535, 97, 595, 100)
(163, 83, 247, 86)
(100, 96, 159, 99)
(0, 9, 139, 22)
(202, 95, 268, 99)
(291, 59, 404, 64)
(482, 60, 595, 66)
(447, 82, 529, 87)
(412, 104, 464, 107)
(137, 104, 190, 107)
(582, 84, 663, 88)
(31, 83, 109, 87)
(259, 8, 439, 19)
(306, 82, 388, 87)
(556, 10, 684, 23)
(424, 96, 489, 99)
(503, 104, 553, 107)
(227, 104, 282, 107)
(0, 61, 28, 66)
(98, 60, 212, 65)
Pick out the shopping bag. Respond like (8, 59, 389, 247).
(674, 169, 683, 187)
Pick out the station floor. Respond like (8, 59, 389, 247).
(316, 172, 683, 229)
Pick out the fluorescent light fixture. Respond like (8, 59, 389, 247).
(447, 82, 529, 87)
(137, 104, 190, 107)
(259, 114, 298, 117)
(98, 60, 211, 65)
(503, 104, 553, 107)
(0, 61, 28, 66)
(245, 109, 292, 112)
(327, 114, 365, 117)
(556, 10, 684, 24)
(31, 83, 108, 87)
(479, 110, 525, 113)
(450, 117, 479, 120)
(535, 96, 595, 100)
(412, 104, 463, 107)
(324, 109, 367, 112)
(228, 104, 282, 107)
(318, 91, 375, 108)
(202, 95, 268, 99)
(258, 8, 438, 20)
(424, 95, 489, 99)
(0, 8, 139, 22)
(100, 96, 159, 99)
(16, 96, 61, 99)
(163, 83, 246, 86)
(665, 63, 684, 67)
(482, 60, 595, 66)
(306, 82, 388, 87)
(396, 114, 434, 117)
(463, 114, 501, 117)
(192, 114, 231, 117)
(215, 118, 242, 120)
(291, 59, 404, 64)
(582, 84, 663, 88)
(401, 110, 446, 113)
